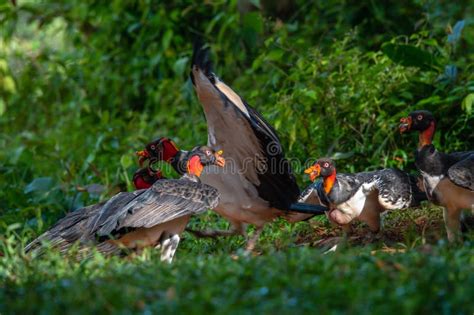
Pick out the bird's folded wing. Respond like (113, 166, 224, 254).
(331, 173, 365, 203)
(89, 190, 147, 234)
(25, 202, 106, 252)
(448, 153, 474, 191)
(96, 179, 219, 236)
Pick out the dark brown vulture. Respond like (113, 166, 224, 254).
(27, 146, 225, 262)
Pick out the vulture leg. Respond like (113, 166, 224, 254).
(443, 207, 462, 243)
(245, 226, 264, 253)
(341, 223, 352, 236)
(460, 211, 474, 233)
(158, 233, 180, 263)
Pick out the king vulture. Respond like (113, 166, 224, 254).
(25, 166, 164, 254)
(304, 158, 426, 235)
(27, 146, 225, 263)
(399, 110, 474, 242)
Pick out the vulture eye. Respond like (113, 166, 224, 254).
(206, 150, 212, 156)
(417, 114, 423, 121)
(150, 145, 156, 150)
(323, 162, 329, 168)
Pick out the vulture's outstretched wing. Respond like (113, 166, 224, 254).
(190, 44, 300, 210)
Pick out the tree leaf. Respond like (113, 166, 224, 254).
(331, 152, 354, 160)
(447, 20, 465, 44)
(24, 177, 54, 194)
(242, 12, 263, 34)
(302, 89, 317, 101)
(461, 93, 474, 114)
(120, 154, 133, 168)
(173, 57, 189, 77)
(382, 43, 439, 71)
(2, 76, 16, 93)
(0, 98, 5, 116)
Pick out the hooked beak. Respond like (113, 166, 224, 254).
(304, 164, 320, 182)
(136, 150, 150, 167)
(215, 150, 225, 167)
(399, 116, 412, 134)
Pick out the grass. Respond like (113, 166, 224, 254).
(1, 206, 473, 314)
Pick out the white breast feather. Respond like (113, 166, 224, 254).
(337, 185, 369, 218)
(420, 171, 444, 196)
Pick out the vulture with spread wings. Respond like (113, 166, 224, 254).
(188, 43, 327, 250)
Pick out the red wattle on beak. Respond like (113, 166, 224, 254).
(399, 116, 412, 134)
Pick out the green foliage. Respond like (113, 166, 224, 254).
(0, 1, 474, 313)
(0, 233, 473, 314)
(381, 43, 441, 70)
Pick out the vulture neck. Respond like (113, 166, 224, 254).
(323, 170, 337, 194)
(133, 176, 153, 190)
(418, 121, 436, 149)
(187, 156, 203, 177)
(171, 150, 188, 175)
(163, 141, 180, 163)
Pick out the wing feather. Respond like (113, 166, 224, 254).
(448, 154, 474, 190)
(191, 44, 300, 210)
(25, 202, 104, 253)
(96, 179, 219, 236)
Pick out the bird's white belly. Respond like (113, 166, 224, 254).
(329, 183, 381, 226)
(337, 185, 370, 218)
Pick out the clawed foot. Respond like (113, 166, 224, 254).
(157, 234, 180, 263)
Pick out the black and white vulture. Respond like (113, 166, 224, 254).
(25, 166, 164, 254)
(27, 146, 225, 262)
(304, 158, 426, 234)
(399, 110, 474, 242)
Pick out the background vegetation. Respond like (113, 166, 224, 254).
(0, 0, 473, 313)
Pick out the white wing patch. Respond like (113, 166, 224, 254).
(214, 79, 250, 118)
(192, 67, 263, 186)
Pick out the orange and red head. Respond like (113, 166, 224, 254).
(399, 110, 436, 148)
(136, 137, 180, 167)
(304, 158, 337, 194)
(186, 146, 225, 177)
